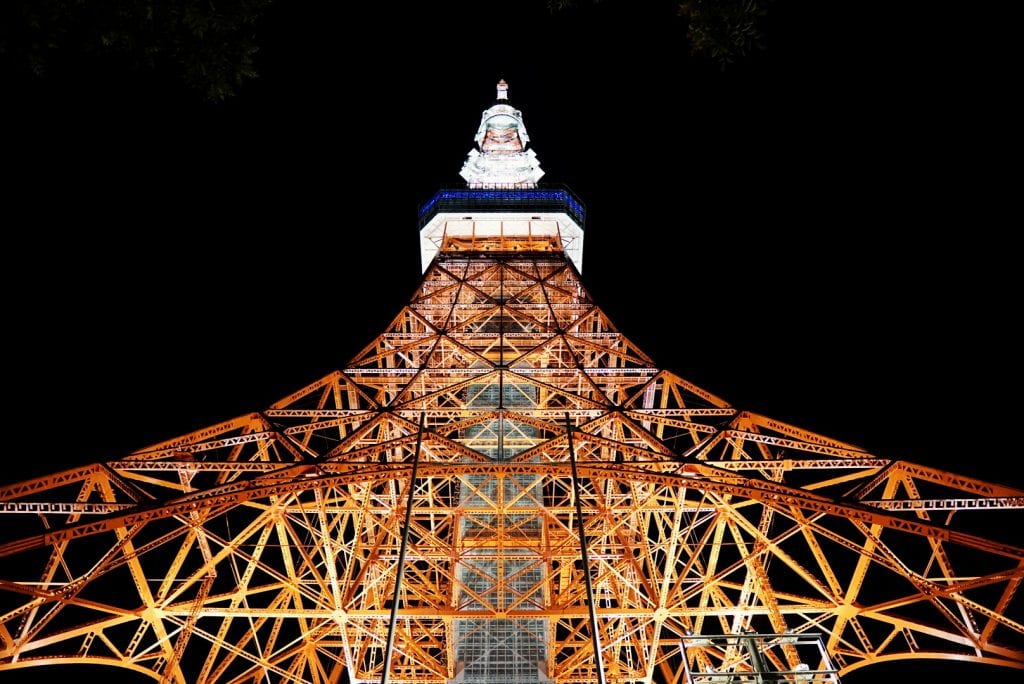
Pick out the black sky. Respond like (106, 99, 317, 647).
(3, 1, 1021, 682)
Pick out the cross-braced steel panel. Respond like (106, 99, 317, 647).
(1, 251, 1022, 683)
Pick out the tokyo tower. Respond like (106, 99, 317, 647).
(1, 81, 1022, 684)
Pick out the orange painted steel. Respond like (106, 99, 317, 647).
(0, 250, 1022, 683)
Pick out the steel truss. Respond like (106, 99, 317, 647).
(1, 253, 1022, 683)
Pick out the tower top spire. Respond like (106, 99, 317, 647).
(418, 81, 584, 273)
(459, 79, 543, 189)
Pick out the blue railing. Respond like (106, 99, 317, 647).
(417, 186, 586, 229)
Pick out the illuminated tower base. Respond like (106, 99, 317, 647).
(1, 82, 1022, 684)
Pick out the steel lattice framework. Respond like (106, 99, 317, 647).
(2, 86, 1023, 684)
(1, 251, 1022, 682)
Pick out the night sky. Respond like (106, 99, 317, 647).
(3, 1, 1020, 682)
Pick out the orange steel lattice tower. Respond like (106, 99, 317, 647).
(1, 82, 1023, 684)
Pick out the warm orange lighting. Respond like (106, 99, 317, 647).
(0, 83, 1021, 684)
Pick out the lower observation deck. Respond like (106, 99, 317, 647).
(417, 186, 586, 273)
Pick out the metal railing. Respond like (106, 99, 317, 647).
(417, 185, 586, 229)
(682, 633, 840, 684)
